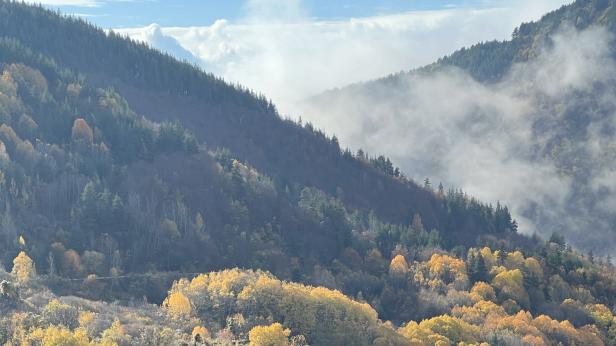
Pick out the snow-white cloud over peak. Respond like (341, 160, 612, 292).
(116, 0, 570, 113)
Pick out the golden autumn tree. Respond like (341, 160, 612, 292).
(479, 247, 498, 268)
(421, 315, 480, 344)
(427, 253, 467, 285)
(504, 251, 525, 270)
(399, 321, 450, 346)
(101, 320, 130, 345)
(163, 291, 192, 319)
(42, 299, 79, 329)
(399, 315, 479, 345)
(27, 325, 90, 346)
(12, 251, 35, 284)
(78, 311, 97, 336)
(585, 304, 614, 329)
(249, 323, 291, 346)
(178, 268, 382, 346)
(71, 118, 93, 146)
(390, 255, 409, 275)
(492, 269, 529, 308)
(469, 282, 496, 302)
(523, 257, 544, 283)
(452, 299, 506, 326)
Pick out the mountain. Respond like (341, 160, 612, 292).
(2, 0, 616, 345)
(301, 0, 616, 255)
(0, 1, 441, 229)
(0, 0, 516, 306)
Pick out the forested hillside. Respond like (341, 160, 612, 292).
(3, 236, 616, 345)
(302, 0, 616, 254)
(433, 0, 616, 82)
(0, 0, 448, 229)
(2, 0, 616, 345)
(0, 0, 517, 306)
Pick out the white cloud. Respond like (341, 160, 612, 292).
(300, 27, 616, 254)
(116, 0, 572, 113)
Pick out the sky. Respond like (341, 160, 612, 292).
(35, 1, 566, 28)
(34, 0, 572, 112)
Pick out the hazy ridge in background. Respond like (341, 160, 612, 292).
(302, 2, 616, 255)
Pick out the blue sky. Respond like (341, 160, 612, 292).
(39, 0, 537, 28)
(36, 0, 571, 111)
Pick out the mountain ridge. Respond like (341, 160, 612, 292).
(301, 0, 616, 254)
(1, 1, 616, 345)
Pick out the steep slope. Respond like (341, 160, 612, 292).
(0, 1, 518, 323)
(302, 0, 616, 254)
(2, 2, 616, 343)
(0, 1, 444, 230)
(433, 0, 616, 82)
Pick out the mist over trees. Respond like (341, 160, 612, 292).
(301, 0, 616, 256)
(0, 0, 615, 344)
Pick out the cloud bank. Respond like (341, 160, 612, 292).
(301, 27, 616, 255)
(116, 0, 571, 113)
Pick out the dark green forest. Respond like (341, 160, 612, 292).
(0, 0, 516, 303)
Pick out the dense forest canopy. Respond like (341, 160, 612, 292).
(0, 0, 446, 229)
(0, 0, 615, 345)
(3, 237, 616, 345)
(0, 0, 517, 298)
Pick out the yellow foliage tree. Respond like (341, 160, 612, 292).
(522, 334, 546, 346)
(452, 300, 506, 325)
(249, 323, 291, 346)
(390, 255, 409, 275)
(492, 269, 529, 308)
(28, 325, 91, 346)
(398, 321, 449, 346)
(421, 315, 480, 344)
(12, 251, 35, 284)
(479, 247, 497, 268)
(469, 282, 496, 302)
(42, 299, 79, 329)
(504, 251, 525, 270)
(163, 291, 192, 319)
(427, 253, 467, 284)
(181, 269, 381, 345)
(532, 314, 603, 346)
(101, 320, 128, 345)
(484, 310, 540, 340)
(78, 311, 97, 336)
(523, 257, 544, 282)
(399, 315, 479, 345)
(585, 304, 614, 329)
